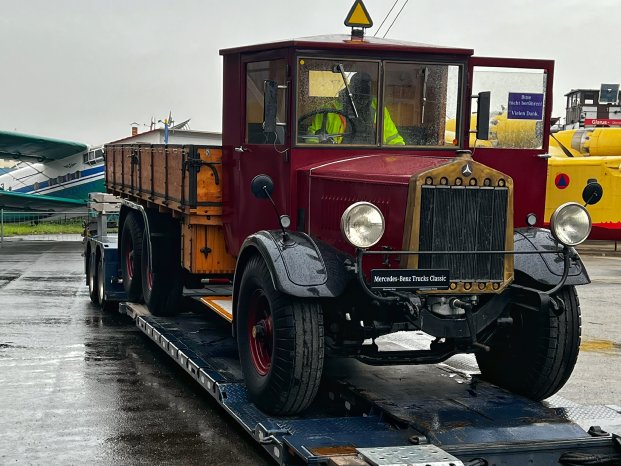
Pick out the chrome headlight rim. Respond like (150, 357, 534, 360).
(340, 201, 386, 249)
(550, 202, 592, 246)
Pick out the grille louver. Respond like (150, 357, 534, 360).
(418, 185, 508, 281)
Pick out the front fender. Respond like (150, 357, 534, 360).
(234, 230, 353, 302)
(514, 228, 590, 287)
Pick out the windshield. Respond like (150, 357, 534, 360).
(296, 58, 462, 147)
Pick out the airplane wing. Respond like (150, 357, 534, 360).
(0, 190, 86, 211)
(0, 130, 88, 163)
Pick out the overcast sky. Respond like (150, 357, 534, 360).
(1, 0, 619, 145)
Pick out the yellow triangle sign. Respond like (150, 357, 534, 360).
(344, 0, 373, 28)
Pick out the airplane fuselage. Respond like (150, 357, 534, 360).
(0, 151, 104, 200)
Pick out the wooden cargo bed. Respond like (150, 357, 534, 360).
(105, 144, 236, 275)
(105, 144, 223, 217)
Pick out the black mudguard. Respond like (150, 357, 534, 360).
(233, 230, 353, 302)
(514, 228, 590, 287)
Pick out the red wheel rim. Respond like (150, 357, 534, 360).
(247, 290, 273, 376)
(125, 241, 134, 280)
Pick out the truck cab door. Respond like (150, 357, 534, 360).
(228, 57, 290, 253)
(466, 57, 555, 229)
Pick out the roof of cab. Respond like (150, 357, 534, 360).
(219, 34, 474, 56)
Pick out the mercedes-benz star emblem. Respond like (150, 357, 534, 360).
(461, 163, 473, 177)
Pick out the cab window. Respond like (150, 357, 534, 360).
(297, 58, 380, 145)
(245, 60, 287, 144)
(383, 62, 461, 147)
(471, 67, 547, 149)
(296, 58, 462, 147)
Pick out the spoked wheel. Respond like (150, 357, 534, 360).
(120, 212, 144, 302)
(237, 255, 324, 415)
(477, 285, 581, 400)
(88, 252, 99, 305)
(140, 215, 182, 316)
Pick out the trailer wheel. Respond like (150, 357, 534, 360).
(236, 255, 324, 415)
(88, 252, 99, 305)
(476, 285, 581, 400)
(97, 254, 117, 312)
(140, 225, 182, 316)
(120, 212, 144, 302)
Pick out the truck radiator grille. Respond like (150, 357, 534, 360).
(418, 185, 508, 281)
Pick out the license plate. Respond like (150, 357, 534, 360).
(370, 269, 450, 290)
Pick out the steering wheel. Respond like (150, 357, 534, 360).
(297, 109, 357, 144)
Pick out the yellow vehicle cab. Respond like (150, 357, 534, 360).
(545, 86, 621, 239)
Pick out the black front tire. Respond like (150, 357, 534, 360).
(476, 285, 581, 400)
(236, 255, 324, 415)
(120, 212, 144, 302)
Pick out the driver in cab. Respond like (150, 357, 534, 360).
(305, 72, 405, 145)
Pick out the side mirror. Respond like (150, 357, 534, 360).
(263, 80, 278, 133)
(582, 179, 603, 205)
(476, 91, 491, 140)
(251, 174, 274, 199)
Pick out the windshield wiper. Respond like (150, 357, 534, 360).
(333, 63, 359, 118)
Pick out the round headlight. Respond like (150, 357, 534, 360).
(550, 202, 592, 246)
(340, 202, 385, 249)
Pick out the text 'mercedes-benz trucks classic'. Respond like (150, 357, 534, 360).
(90, 13, 602, 416)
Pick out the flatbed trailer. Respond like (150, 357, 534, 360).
(84, 212, 621, 465)
(85, 178, 621, 466)
(115, 298, 621, 466)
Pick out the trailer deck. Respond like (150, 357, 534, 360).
(120, 301, 621, 466)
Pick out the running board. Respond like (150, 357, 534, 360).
(195, 296, 233, 322)
(183, 284, 232, 297)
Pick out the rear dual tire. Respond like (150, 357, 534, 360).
(140, 214, 182, 316)
(97, 254, 117, 312)
(120, 212, 145, 302)
(88, 252, 99, 305)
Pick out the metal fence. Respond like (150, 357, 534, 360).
(0, 210, 92, 244)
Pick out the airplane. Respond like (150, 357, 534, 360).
(0, 130, 104, 214)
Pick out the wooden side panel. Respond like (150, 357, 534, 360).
(194, 147, 223, 205)
(167, 146, 184, 203)
(181, 223, 236, 275)
(104, 143, 223, 215)
(106, 143, 232, 276)
(138, 146, 153, 199)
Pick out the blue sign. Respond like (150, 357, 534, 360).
(507, 92, 544, 120)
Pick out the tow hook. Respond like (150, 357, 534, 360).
(450, 298, 490, 352)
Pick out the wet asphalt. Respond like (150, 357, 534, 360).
(0, 240, 271, 465)
(0, 239, 619, 464)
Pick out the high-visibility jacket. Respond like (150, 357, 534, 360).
(308, 100, 405, 145)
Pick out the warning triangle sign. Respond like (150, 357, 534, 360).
(344, 0, 373, 28)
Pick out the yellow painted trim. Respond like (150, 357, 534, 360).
(402, 153, 514, 294)
(581, 339, 618, 353)
(199, 296, 233, 322)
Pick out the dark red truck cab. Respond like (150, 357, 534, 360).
(214, 33, 597, 415)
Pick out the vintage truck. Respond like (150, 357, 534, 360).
(86, 24, 602, 418)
